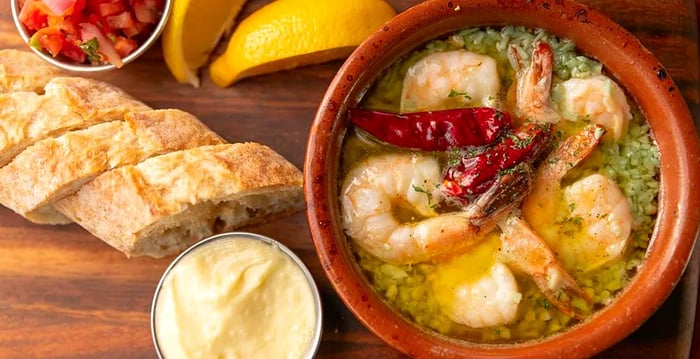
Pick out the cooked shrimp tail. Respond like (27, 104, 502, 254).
(532, 266, 592, 320)
(464, 163, 533, 221)
(498, 215, 592, 319)
(522, 124, 606, 227)
(510, 42, 561, 123)
(544, 123, 606, 180)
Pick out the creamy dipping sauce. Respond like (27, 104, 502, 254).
(152, 233, 321, 359)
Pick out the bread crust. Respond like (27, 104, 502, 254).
(54, 143, 304, 257)
(0, 76, 151, 166)
(0, 109, 225, 224)
(0, 49, 63, 93)
(0, 50, 305, 258)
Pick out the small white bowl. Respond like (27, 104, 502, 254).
(150, 232, 323, 359)
(10, 0, 172, 72)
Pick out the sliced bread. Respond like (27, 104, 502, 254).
(0, 109, 225, 225)
(54, 143, 304, 258)
(0, 49, 63, 93)
(0, 76, 151, 166)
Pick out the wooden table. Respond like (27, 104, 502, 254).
(0, 1, 698, 358)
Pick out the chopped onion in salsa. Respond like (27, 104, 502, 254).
(18, 0, 166, 67)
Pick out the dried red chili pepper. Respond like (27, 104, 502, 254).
(442, 122, 553, 200)
(348, 107, 513, 151)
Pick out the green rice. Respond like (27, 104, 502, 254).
(362, 26, 602, 112)
(344, 26, 660, 343)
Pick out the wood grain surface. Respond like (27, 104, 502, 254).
(0, 1, 698, 358)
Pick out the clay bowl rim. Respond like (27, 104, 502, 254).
(304, 0, 700, 357)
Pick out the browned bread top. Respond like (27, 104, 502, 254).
(0, 49, 63, 93)
(0, 76, 151, 167)
(0, 109, 225, 224)
(0, 50, 305, 259)
(55, 143, 304, 257)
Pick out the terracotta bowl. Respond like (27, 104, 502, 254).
(304, 0, 700, 357)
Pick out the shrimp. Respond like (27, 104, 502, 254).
(430, 211, 590, 322)
(440, 263, 521, 328)
(432, 235, 521, 329)
(520, 123, 632, 273)
(552, 75, 632, 142)
(340, 152, 521, 264)
(498, 215, 591, 319)
(521, 123, 607, 230)
(400, 50, 501, 113)
(341, 150, 591, 319)
(500, 124, 607, 318)
(509, 42, 561, 123)
(512, 42, 632, 141)
(561, 174, 633, 272)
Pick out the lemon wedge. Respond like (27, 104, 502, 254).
(162, 0, 248, 87)
(209, 0, 396, 87)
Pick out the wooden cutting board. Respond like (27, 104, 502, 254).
(0, 0, 698, 358)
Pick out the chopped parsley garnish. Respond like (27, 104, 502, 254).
(498, 166, 518, 176)
(448, 89, 472, 100)
(412, 184, 430, 195)
(537, 298, 552, 310)
(412, 184, 436, 209)
(508, 133, 534, 149)
(79, 38, 101, 63)
(568, 216, 584, 225)
(447, 148, 462, 167)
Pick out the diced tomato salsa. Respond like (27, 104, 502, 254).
(18, 0, 166, 67)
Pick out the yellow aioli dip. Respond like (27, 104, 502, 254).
(153, 233, 320, 359)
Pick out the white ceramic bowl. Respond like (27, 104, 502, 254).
(150, 232, 323, 359)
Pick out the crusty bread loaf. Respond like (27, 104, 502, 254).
(0, 49, 63, 93)
(0, 76, 151, 166)
(0, 109, 225, 225)
(0, 50, 304, 258)
(54, 143, 304, 258)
